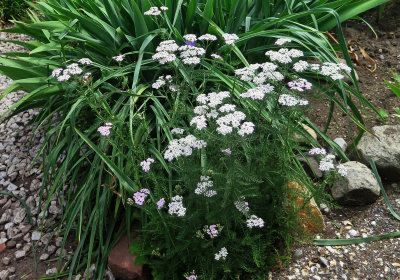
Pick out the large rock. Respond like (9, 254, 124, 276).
(284, 182, 325, 236)
(356, 125, 400, 180)
(331, 161, 380, 205)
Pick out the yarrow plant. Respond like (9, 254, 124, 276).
(125, 37, 352, 279)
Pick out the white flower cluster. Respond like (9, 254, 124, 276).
(317, 153, 347, 176)
(234, 196, 250, 214)
(246, 215, 264, 228)
(144, 6, 168, 16)
(191, 91, 255, 136)
(318, 154, 336, 172)
(235, 62, 283, 84)
(171, 128, 185, 135)
(240, 84, 274, 100)
(319, 62, 351, 80)
(183, 34, 197, 42)
(214, 247, 228, 261)
(287, 78, 312, 92)
(52, 61, 86, 82)
(336, 164, 348, 177)
(198, 34, 217, 41)
(194, 176, 217, 197)
(309, 147, 326, 155)
(293, 60, 309, 72)
(265, 48, 303, 64)
(152, 75, 173, 89)
(210, 53, 223, 60)
(112, 54, 125, 62)
(178, 36, 206, 65)
(222, 33, 239, 45)
(274, 38, 292, 45)
(278, 94, 308, 106)
(164, 135, 207, 162)
(168, 195, 186, 217)
(152, 40, 178, 64)
(78, 58, 93, 65)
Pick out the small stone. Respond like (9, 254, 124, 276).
(15, 250, 25, 259)
(47, 245, 57, 255)
(13, 209, 26, 224)
(318, 256, 329, 267)
(6, 240, 16, 248)
(15, 243, 22, 249)
(0, 238, 7, 244)
(349, 229, 359, 237)
(23, 233, 30, 243)
(4, 223, 13, 230)
(7, 267, 15, 274)
(31, 231, 41, 241)
(40, 253, 49, 261)
(55, 237, 63, 247)
(1, 257, 10, 266)
(20, 225, 32, 234)
(6, 183, 18, 192)
(0, 270, 9, 280)
(293, 249, 303, 258)
(46, 268, 57, 275)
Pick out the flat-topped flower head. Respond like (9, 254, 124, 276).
(97, 123, 113, 136)
(65, 63, 82, 75)
(336, 164, 347, 177)
(275, 38, 292, 45)
(160, 6, 168, 11)
(171, 128, 185, 135)
(210, 53, 223, 60)
(78, 58, 93, 65)
(195, 176, 217, 197)
(293, 60, 309, 72)
(222, 33, 239, 45)
(52, 68, 63, 77)
(112, 54, 125, 62)
(183, 34, 197, 43)
(215, 247, 228, 261)
(198, 34, 217, 41)
(288, 78, 312, 92)
(246, 215, 264, 228)
(140, 158, 155, 172)
(309, 147, 327, 155)
(319, 154, 336, 172)
(278, 94, 309, 106)
(144, 7, 161, 16)
(132, 188, 150, 205)
(168, 195, 186, 216)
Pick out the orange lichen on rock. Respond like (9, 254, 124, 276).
(285, 181, 325, 236)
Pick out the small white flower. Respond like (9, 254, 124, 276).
(171, 128, 185, 135)
(78, 58, 93, 65)
(238, 122, 255, 136)
(210, 53, 223, 60)
(144, 7, 161, 16)
(65, 63, 82, 75)
(246, 215, 264, 228)
(274, 38, 292, 45)
(222, 33, 239, 45)
(195, 176, 217, 197)
(336, 164, 347, 177)
(183, 34, 197, 42)
(168, 195, 186, 217)
(57, 73, 71, 82)
(198, 34, 217, 41)
(190, 115, 207, 130)
(278, 94, 308, 106)
(52, 68, 63, 77)
(182, 56, 201, 65)
(293, 60, 309, 72)
(235, 197, 250, 214)
(160, 6, 168, 11)
(309, 147, 326, 155)
(215, 247, 228, 261)
(319, 154, 336, 172)
(112, 55, 125, 62)
(218, 104, 236, 113)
